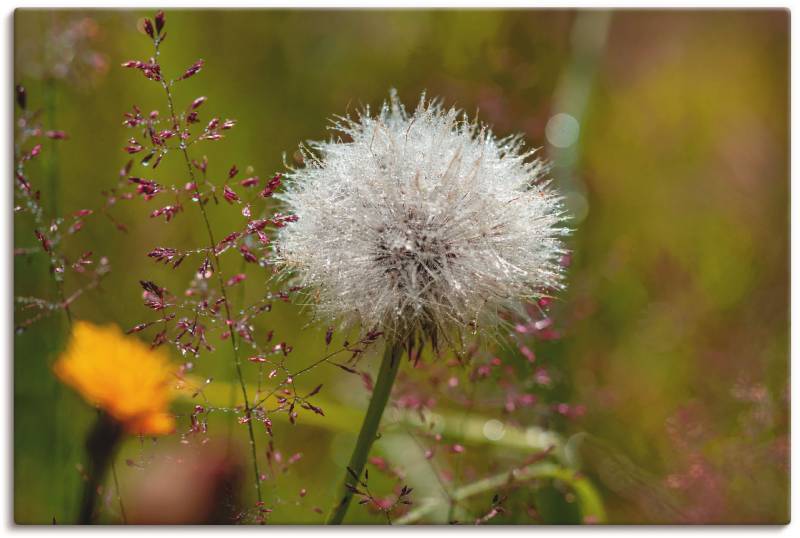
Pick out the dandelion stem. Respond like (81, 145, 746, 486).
(78, 413, 122, 524)
(156, 53, 263, 505)
(327, 339, 403, 524)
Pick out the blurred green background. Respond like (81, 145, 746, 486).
(14, 9, 788, 524)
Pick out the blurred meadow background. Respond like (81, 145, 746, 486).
(14, 9, 788, 524)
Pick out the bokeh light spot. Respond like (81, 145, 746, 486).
(482, 419, 506, 441)
(546, 113, 580, 148)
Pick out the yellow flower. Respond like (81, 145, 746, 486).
(54, 321, 176, 436)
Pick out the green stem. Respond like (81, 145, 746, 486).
(41, 68, 73, 522)
(395, 461, 606, 525)
(78, 413, 122, 524)
(327, 339, 404, 524)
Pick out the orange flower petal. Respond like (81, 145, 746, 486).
(126, 412, 176, 436)
(53, 321, 176, 436)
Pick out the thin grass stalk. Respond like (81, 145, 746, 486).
(156, 70, 264, 505)
(110, 459, 128, 524)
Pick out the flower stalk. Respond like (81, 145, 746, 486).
(327, 339, 404, 524)
(78, 412, 122, 524)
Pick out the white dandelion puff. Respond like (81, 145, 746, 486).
(276, 91, 570, 344)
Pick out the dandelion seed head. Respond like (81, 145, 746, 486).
(276, 91, 570, 343)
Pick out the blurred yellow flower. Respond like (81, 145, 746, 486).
(54, 321, 176, 435)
